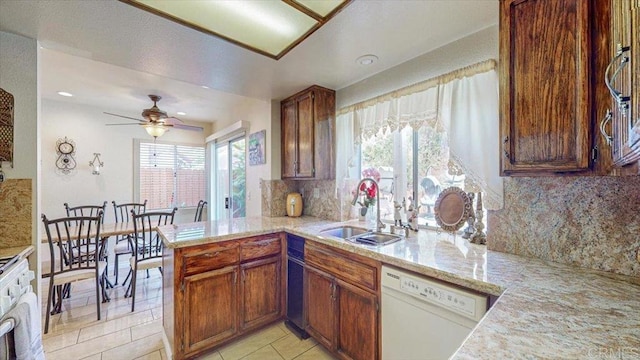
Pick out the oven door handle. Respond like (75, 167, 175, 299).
(0, 318, 15, 337)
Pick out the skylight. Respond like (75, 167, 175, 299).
(120, 0, 352, 59)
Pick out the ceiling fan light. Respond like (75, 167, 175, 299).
(144, 124, 167, 138)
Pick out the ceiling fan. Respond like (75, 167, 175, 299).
(105, 94, 203, 138)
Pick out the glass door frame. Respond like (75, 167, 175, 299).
(212, 134, 246, 221)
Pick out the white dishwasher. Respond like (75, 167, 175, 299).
(381, 265, 488, 360)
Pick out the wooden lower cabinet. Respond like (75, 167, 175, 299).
(305, 266, 335, 349)
(304, 242, 380, 360)
(165, 233, 285, 360)
(240, 256, 282, 331)
(336, 279, 378, 360)
(183, 266, 238, 355)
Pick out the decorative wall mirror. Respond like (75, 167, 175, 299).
(0, 88, 14, 168)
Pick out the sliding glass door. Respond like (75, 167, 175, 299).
(214, 136, 246, 220)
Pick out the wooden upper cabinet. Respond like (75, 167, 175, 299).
(281, 85, 336, 180)
(609, 0, 640, 170)
(281, 100, 298, 179)
(500, 0, 605, 175)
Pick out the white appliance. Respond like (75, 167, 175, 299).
(381, 265, 488, 360)
(0, 256, 42, 359)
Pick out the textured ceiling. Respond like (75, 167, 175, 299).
(0, 0, 498, 124)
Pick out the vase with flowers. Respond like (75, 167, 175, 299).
(355, 168, 381, 228)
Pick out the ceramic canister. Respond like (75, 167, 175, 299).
(286, 193, 303, 217)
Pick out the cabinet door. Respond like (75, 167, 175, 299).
(183, 265, 238, 355)
(609, 0, 640, 167)
(335, 279, 378, 360)
(282, 99, 298, 179)
(629, 0, 640, 157)
(240, 256, 282, 331)
(500, 0, 592, 174)
(296, 92, 315, 178)
(305, 266, 335, 350)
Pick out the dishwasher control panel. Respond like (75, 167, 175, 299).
(382, 265, 488, 322)
(400, 276, 477, 317)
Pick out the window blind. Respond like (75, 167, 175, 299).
(139, 142, 205, 210)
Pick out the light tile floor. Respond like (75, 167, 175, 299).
(41, 259, 337, 360)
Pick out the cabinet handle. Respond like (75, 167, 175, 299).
(605, 44, 631, 114)
(233, 270, 237, 284)
(599, 109, 613, 146)
(502, 136, 509, 159)
(241, 269, 246, 282)
(203, 252, 219, 258)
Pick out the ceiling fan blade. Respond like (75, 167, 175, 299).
(103, 112, 146, 123)
(105, 123, 143, 126)
(164, 117, 184, 124)
(173, 124, 204, 132)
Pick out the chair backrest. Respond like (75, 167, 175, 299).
(194, 200, 207, 222)
(64, 202, 107, 227)
(64, 202, 107, 218)
(112, 200, 147, 223)
(42, 211, 106, 277)
(130, 208, 177, 264)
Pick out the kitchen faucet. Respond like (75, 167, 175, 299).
(351, 178, 386, 233)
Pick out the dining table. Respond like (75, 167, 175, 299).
(40, 221, 137, 244)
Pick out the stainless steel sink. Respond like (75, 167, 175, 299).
(319, 226, 402, 246)
(353, 232, 402, 246)
(319, 226, 370, 239)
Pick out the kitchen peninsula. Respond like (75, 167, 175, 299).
(158, 216, 640, 360)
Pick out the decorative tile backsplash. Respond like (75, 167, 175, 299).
(261, 179, 355, 221)
(487, 176, 640, 277)
(262, 175, 640, 278)
(0, 179, 32, 247)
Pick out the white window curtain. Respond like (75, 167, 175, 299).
(335, 59, 503, 210)
(438, 69, 503, 210)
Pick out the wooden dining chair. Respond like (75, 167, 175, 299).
(112, 200, 147, 285)
(125, 207, 177, 312)
(42, 211, 109, 334)
(194, 200, 207, 222)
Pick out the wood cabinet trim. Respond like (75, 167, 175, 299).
(305, 242, 380, 293)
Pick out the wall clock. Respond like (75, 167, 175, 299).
(56, 137, 77, 174)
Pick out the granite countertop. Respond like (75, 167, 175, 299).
(0, 245, 34, 260)
(158, 216, 640, 359)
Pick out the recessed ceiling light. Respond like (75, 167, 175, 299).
(57, 91, 73, 97)
(356, 54, 378, 65)
(201, 85, 210, 89)
(176, 111, 187, 116)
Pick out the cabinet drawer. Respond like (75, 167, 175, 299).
(240, 236, 282, 262)
(306, 243, 378, 292)
(183, 245, 239, 276)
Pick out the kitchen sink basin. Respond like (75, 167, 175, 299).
(353, 232, 402, 246)
(319, 226, 370, 239)
(319, 226, 402, 246)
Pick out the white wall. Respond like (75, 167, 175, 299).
(227, 99, 273, 216)
(337, 25, 498, 108)
(0, 31, 39, 291)
(41, 99, 212, 224)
